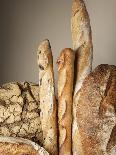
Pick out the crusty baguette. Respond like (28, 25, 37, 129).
(0, 136, 49, 155)
(37, 39, 58, 155)
(57, 48, 74, 155)
(71, 0, 93, 154)
(0, 82, 43, 145)
(76, 64, 116, 155)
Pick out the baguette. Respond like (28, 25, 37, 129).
(0, 136, 49, 155)
(76, 64, 116, 155)
(71, 0, 93, 154)
(57, 48, 74, 155)
(37, 39, 58, 155)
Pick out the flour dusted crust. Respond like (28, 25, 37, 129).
(0, 82, 43, 145)
(37, 39, 58, 155)
(0, 136, 49, 155)
(71, 0, 93, 154)
(77, 65, 116, 155)
(57, 48, 74, 155)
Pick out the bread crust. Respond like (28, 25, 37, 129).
(57, 48, 74, 155)
(0, 82, 43, 145)
(37, 39, 58, 155)
(76, 65, 116, 155)
(0, 136, 49, 155)
(71, 0, 93, 154)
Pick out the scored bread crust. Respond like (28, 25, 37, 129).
(76, 65, 116, 155)
(37, 39, 58, 155)
(71, 0, 93, 154)
(0, 136, 49, 155)
(57, 48, 75, 155)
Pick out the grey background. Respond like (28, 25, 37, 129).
(0, 0, 116, 85)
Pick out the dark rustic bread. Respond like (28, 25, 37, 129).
(57, 48, 74, 155)
(0, 82, 43, 145)
(76, 64, 116, 155)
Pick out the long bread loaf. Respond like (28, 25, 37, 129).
(57, 48, 74, 155)
(71, 0, 93, 154)
(37, 39, 58, 155)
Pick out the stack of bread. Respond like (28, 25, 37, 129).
(0, 0, 115, 155)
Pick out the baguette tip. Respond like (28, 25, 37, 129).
(57, 48, 74, 71)
(38, 39, 51, 53)
(72, 0, 85, 16)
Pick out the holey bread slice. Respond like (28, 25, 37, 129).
(0, 136, 49, 155)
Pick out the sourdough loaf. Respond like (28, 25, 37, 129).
(76, 64, 116, 155)
(0, 136, 49, 155)
(0, 82, 43, 145)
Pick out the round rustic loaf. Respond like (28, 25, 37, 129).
(0, 136, 49, 155)
(76, 64, 116, 155)
(0, 82, 43, 145)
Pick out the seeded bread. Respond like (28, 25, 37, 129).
(76, 65, 116, 155)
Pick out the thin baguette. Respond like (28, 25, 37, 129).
(37, 39, 58, 155)
(57, 48, 74, 155)
(71, 0, 93, 154)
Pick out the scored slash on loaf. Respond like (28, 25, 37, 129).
(71, 0, 93, 154)
(37, 39, 58, 155)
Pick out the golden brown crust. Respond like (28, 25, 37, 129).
(71, 0, 93, 94)
(71, 0, 93, 154)
(0, 136, 49, 155)
(77, 64, 116, 155)
(37, 39, 58, 155)
(57, 48, 75, 155)
(0, 142, 38, 155)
